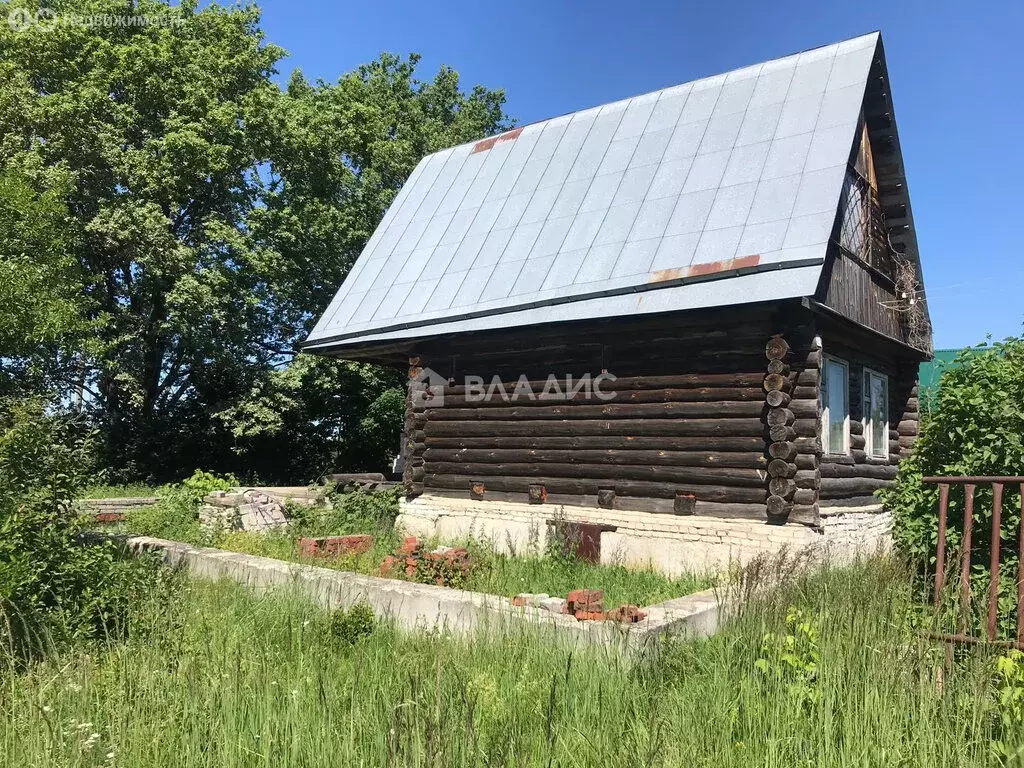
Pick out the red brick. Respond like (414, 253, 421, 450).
(322, 535, 373, 556)
(94, 512, 126, 523)
(399, 536, 422, 556)
(566, 589, 605, 613)
(297, 538, 323, 557)
(574, 610, 607, 622)
(379, 555, 401, 577)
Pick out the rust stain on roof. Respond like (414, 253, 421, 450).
(471, 127, 524, 154)
(649, 267, 685, 283)
(648, 254, 761, 284)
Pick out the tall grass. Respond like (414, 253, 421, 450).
(3, 556, 1020, 766)
(219, 530, 711, 607)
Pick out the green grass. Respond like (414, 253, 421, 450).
(92, 487, 711, 607)
(3, 557, 1021, 766)
(218, 529, 711, 607)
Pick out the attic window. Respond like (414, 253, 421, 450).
(838, 122, 895, 280)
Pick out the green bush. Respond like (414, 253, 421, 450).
(329, 601, 376, 646)
(881, 338, 1024, 634)
(882, 338, 1024, 561)
(290, 487, 401, 536)
(0, 402, 165, 661)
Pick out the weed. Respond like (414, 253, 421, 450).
(329, 602, 376, 646)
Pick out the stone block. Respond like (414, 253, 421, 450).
(608, 604, 647, 623)
(538, 597, 567, 614)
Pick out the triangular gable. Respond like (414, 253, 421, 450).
(819, 37, 931, 351)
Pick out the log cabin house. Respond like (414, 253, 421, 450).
(303, 32, 931, 570)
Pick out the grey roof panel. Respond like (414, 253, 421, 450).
(311, 266, 824, 351)
(512, 255, 556, 295)
(613, 238, 660, 276)
(306, 32, 882, 352)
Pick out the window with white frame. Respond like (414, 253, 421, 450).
(821, 357, 849, 455)
(863, 369, 889, 458)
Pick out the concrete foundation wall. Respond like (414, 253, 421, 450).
(119, 536, 723, 655)
(398, 495, 892, 576)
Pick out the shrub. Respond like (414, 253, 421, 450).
(291, 487, 401, 536)
(881, 338, 1024, 566)
(0, 401, 164, 661)
(329, 602, 376, 646)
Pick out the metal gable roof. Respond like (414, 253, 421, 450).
(304, 32, 882, 354)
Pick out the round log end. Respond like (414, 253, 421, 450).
(766, 495, 791, 518)
(767, 458, 796, 478)
(765, 336, 790, 361)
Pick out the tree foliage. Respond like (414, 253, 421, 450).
(0, 0, 511, 481)
(0, 401, 163, 661)
(882, 338, 1024, 571)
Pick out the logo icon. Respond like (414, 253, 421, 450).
(411, 366, 447, 409)
(34, 7, 57, 30)
(8, 8, 32, 31)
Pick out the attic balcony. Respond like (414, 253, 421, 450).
(838, 165, 896, 284)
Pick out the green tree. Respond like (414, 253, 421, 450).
(0, 162, 92, 399)
(0, 0, 510, 481)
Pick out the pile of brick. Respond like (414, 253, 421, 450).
(379, 536, 423, 579)
(297, 535, 374, 558)
(379, 537, 473, 587)
(512, 588, 647, 624)
(565, 589, 607, 621)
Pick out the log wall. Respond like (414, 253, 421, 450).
(816, 323, 920, 505)
(403, 304, 827, 524)
(401, 302, 925, 522)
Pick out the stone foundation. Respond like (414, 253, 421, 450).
(398, 495, 891, 576)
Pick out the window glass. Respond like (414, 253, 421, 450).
(823, 358, 848, 454)
(866, 371, 888, 457)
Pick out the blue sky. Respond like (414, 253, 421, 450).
(257, 0, 1022, 349)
